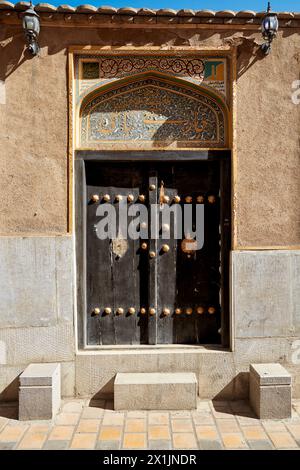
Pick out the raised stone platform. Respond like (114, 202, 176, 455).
(114, 372, 197, 410)
(250, 363, 292, 419)
(19, 363, 61, 421)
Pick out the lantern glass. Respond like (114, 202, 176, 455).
(22, 10, 40, 34)
(262, 14, 278, 37)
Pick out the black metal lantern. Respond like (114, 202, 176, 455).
(22, 2, 40, 56)
(261, 2, 279, 55)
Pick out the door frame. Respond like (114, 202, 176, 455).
(75, 150, 231, 349)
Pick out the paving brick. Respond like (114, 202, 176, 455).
(102, 412, 125, 426)
(222, 433, 248, 449)
(170, 411, 192, 419)
(125, 419, 146, 433)
(268, 432, 298, 449)
(62, 401, 84, 413)
(173, 433, 198, 449)
(248, 440, 273, 450)
(195, 425, 219, 440)
(286, 424, 300, 440)
(236, 414, 261, 426)
(99, 426, 122, 441)
(0, 424, 28, 442)
(48, 425, 74, 441)
(28, 423, 51, 433)
(0, 442, 16, 450)
(198, 439, 223, 450)
(149, 412, 169, 425)
(211, 409, 232, 419)
(196, 401, 211, 412)
(43, 440, 70, 450)
(242, 426, 268, 441)
(96, 440, 121, 450)
(149, 425, 171, 440)
(70, 433, 97, 449)
(18, 430, 48, 449)
(55, 413, 80, 426)
(171, 419, 194, 433)
(262, 421, 288, 432)
(81, 407, 104, 419)
(77, 419, 100, 433)
(1, 399, 299, 450)
(216, 419, 240, 433)
(192, 413, 214, 425)
(149, 440, 172, 449)
(123, 433, 147, 449)
(127, 411, 147, 418)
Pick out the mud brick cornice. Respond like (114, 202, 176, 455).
(0, 2, 300, 29)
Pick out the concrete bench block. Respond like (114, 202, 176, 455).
(250, 363, 291, 419)
(19, 363, 61, 420)
(114, 372, 197, 410)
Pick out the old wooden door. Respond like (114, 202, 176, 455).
(81, 155, 230, 346)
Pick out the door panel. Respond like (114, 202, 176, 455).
(156, 162, 220, 344)
(83, 158, 229, 346)
(86, 162, 148, 345)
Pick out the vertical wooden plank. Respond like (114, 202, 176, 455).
(86, 165, 114, 345)
(110, 164, 147, 344)
(148, 171, 158, 345)
(171, 161, 220, 344)
(156, 165, 177, 344)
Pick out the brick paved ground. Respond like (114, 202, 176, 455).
(0, 399, 300, 450)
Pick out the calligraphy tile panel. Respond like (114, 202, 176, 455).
(80, 78, 227, 150)
(76, 56, 227, 101)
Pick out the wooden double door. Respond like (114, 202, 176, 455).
(78, 153, 230, 346)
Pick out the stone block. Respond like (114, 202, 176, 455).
(232, 251, 300, 338)
(75, 348, 230, 399)
(249, 363, 292, 419)
(0, 325, 75, 365)
(0, 236, 74, 328)
(19, 363, 61, 420)
(114, 372, 197, 410)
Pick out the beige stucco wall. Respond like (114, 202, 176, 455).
(0, 23, 299, 246)
(236, 31, 300, 247)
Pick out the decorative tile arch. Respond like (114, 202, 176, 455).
(79, 73, 229, 150)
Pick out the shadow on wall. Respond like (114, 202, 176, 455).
(0, 27, 273, 83)
(212, 372, 249, 403)
(0, 374, 20, 407)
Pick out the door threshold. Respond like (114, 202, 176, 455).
(78, 344, 230, 354)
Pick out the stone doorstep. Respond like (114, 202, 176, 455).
(115, 372, 197, 385)
(249, 363, 292, 420)
(250, 363, 292, 386)
(19, 363, 61, 421)
(114, 372, 197, 411)
(19, 363, 61, 387)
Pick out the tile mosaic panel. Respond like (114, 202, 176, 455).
(80, 77, 226, 149)
(76, 55, 227, 100)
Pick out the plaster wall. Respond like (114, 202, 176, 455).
(0, 18, 299, 401)
(0, 24, 299, 246)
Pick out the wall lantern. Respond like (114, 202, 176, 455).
(261, 2, 279, 55)
(22, 2, 40, 56)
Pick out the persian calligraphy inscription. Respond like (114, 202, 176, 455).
(76, 53, 229, 150)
